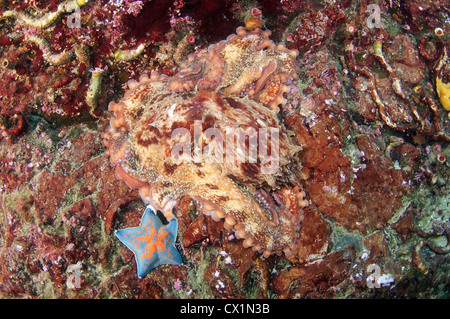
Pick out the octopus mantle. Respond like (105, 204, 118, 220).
(102, 27, 308, 257)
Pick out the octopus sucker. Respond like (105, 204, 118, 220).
(224, 215, 236, 229)
(252, 244, 262, 252)
(139, 73, 150, 82)
(243, 237, 254, 248)
(226, 34, 238, 42)
(127, 79, 139, 90)
(103, 26, 307, 257)
(212, 210, 226, 222)
(257, 39, 274, 50)
(236, 26, 248, 36)
(138, 185, 152, 204)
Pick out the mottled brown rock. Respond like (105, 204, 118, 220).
(388, 34, 425, 85)
(393, 209, 415, 242)
(352, 136, 406, 232)
(271, 250, 354, 298)
(64, 198, 97, 227)
(222, 239, 258, 285)
(204, 261, 244, 298)
(391, 143, 421, 171)
(286, 113, 362, 230)
(33, 171, 76, 224)
(182, 215, 210, 247)
(364, 232, 390, 265)
(83, 156, 139, 221)
(182, 208, 225, 248)
(286, 207, 331, 264)
(112, 267, 164, 299)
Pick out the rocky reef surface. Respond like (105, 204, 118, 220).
(0, 0, 448, 298)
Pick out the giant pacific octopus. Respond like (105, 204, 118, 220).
(102, 27, 308, 258)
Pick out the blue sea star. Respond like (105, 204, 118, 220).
(115, 207, 182, 277)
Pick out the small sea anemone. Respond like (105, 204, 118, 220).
(436, 153, 447, 164)
(346, 22, 357, 34)
(434, 27, 444, 37)
(1, 58, 9, 69)
(187, 34, 195, 44)
(244, 7, 262, 31)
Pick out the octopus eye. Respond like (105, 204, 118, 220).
(177, 65, 202, 78)
(197, 79, 213, 90)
